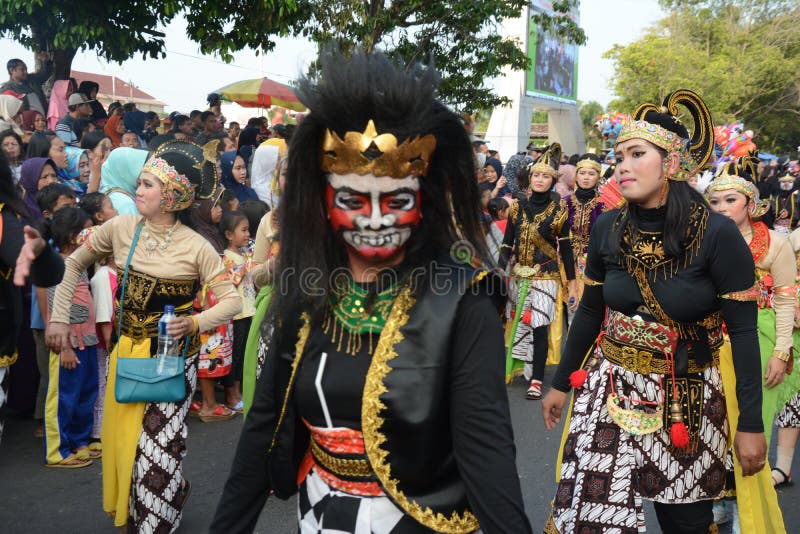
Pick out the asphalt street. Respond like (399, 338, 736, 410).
(1, 368, 798, 533)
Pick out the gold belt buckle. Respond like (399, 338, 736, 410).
(621, 346, 639, 371)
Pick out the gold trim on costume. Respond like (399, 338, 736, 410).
(720, 283, 760, 302)
(310, 439, 373, 479)
(583, 277, 603, 286)
(362, 286, 480, 533)
(600, 336, 719, 375)
(0, 352, 18, 368)
(269, 312, 312, 451)
(321, 120, 437, 178)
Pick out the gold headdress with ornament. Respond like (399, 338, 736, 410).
(706, 154, 768, 218)
(527, 142, 561, 178)
(616, 89, 714, 182)
(141, 156, 196, 212)
(153, 140, 221, 199)
(575, 154, 601, 174)
(779, 172, 795, 184)
(321, 120, 436, 178)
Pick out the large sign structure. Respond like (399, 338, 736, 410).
(486, 1, 585, 160)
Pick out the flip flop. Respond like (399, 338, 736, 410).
(188, 400, 202, 418)
(46, 454, 93, 469)
(772, 467, 793, 488)
(180, 478, 192, 506)
(198, 404, 237, 422)
(526, 380, 542, 400)
(226, 400, 244, 414)
(76, 444, 102, 459)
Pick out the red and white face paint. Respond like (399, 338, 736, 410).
(326, 173, 421, 261)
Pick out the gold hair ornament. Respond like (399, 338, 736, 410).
(321, 120, 436, 178)
(616, 89, 714, 182)
(528, 142, 562, 178)
(706, 154, 768, 218)
(142, 157, 196, 212)
(575, 157, 601, 174)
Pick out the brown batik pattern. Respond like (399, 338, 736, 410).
(776, 391, 800, 428)
(128, 355, 198, 534)
(549, 347, 728, 534)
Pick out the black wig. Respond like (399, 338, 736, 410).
(272, 49, 489, 326)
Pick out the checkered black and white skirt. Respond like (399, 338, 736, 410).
(298, 467, 438, 534)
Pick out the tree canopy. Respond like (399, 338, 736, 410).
(0, 0, 585, 113)
(604, 0, 800, 153)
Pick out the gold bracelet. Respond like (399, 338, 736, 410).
(190, 316, 200, 335)
(772, 350, 791, 363)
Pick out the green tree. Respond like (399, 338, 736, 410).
(0, 0, 298, 79)
(578, 100, 604, 152)
(604, 0, 800, 153)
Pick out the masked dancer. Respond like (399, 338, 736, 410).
(211, 50, 531, 533)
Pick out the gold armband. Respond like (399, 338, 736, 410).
(772, 350, 791, 363)
(720, 283, 759, 302)
(190, 316, 200, 335)
(772, 285, 797, 296)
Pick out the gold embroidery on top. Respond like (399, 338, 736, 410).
(269, 312, 311, 452)
(361, 286, 480, 533)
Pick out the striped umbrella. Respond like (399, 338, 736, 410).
(213, 77, 306, 111)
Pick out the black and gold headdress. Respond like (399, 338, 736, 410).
(527, 142, 561, 178)
(617, 89, 714, 182)
(153, 140, 221, 199)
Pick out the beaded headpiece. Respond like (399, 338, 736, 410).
(142, 157, 196, 212)
(575, 156, 601, 174)
(706, 154, 768, 218)
(616, 89, 714, 182)
(527, 142, 561, 178)
(321, 119, 437, 178)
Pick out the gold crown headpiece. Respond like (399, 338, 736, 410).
(528, 142, 561, 177)
(142, 157, 196, 212)
(321, 120, 437, 178)
(575, 156, 601, 174)
(706, 154, 767, 218)
(779, 173, 795, 183)
(616, 89, 714, 182)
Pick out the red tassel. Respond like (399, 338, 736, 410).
(670, 421, 690, 448)
(569, 369, 588, 388)
(522, 310, 532, 324)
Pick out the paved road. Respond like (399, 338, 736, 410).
(2, 368, 798, 533)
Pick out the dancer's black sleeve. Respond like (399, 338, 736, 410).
(449, 291, 533, 533)
(210, 335, 286, 532)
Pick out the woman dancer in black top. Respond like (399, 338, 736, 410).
(541, 90, 766, 533)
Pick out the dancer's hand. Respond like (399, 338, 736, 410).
(542, 389, 568, 430)
(734, 431, 767, 476)
(47, 322, 73, 353)
(14, 225, 47, 286)
(764, 356, 787, 389)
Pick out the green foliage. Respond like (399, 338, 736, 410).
(288, 0, 585, 110)
(605, 0, 800, 153)
(578, 100, 604, 152)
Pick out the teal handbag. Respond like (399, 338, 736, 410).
(114, 221, 188, 403)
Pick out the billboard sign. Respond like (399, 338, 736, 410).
(526, 0, 580, 104)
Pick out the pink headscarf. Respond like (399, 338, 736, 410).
(47, 79, 73, 130)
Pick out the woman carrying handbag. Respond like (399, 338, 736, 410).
(47, 141, 241, 533)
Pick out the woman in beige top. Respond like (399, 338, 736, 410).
(47, 142, 241, 533)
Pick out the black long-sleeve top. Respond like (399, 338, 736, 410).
(1, 207, 64, 359)
(499, 191, 576, 280)
(212, 290, 533, 533)
(551, 204, 764, 433)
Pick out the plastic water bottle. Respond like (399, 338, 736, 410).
(156, 305, 180, 375)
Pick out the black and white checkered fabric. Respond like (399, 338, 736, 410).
(297, 467, 433, 534)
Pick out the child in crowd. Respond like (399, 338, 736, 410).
(220, 210, 256, 413)
(220, 188, 239, 212)
(31, 183, 78, 437)
(80, 191, 118, 226)
(36, 183, 77, 218)
(78, 192, 118, 450)
(487, 197, 510, 234)
(42, 207, 98, 468)
(237, 199, 269, 255)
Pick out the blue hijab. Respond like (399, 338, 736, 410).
(220, 150, 259, 202)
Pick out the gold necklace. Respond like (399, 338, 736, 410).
(142, 220, 179, 254)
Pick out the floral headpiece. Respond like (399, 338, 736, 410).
(575, 157, 601, 174)
(321, 120, 437, 178)
(706, 155, 768, 218)
(616, 89, 714, 182)
(142, 157, 196, 212)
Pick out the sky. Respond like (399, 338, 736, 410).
(0, 1, 663, 116)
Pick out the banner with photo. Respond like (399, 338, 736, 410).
(526, 0, 580, 104)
